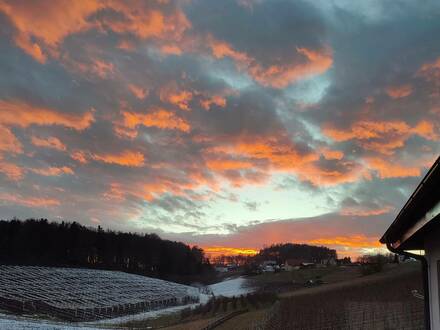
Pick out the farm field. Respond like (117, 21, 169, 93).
(159, 262, 425, 330)
(256, 262, 425, 329)
(266, 265, 424, 329)
(0, 266, 199, 322)
(246, 265, 362, 293)
(0, 262, 425, 329)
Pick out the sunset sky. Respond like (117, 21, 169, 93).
(0, 0, 439, 258)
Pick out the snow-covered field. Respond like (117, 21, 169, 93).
(208, 277, 255, 297)
(0, 269, 253, 329)
(91, 297, 210, 325)
(0, 266, 199, 322)
(0, 297, 211, 329)
(0, 313, 105, 329)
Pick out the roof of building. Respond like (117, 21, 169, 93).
(380, 156, 440, 250)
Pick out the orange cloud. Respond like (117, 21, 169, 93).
(159, 44, 183, 55)
(71, 150, 89, 164)
(102, 183, 125, 201)
(128, 84, 149, 100)
(91, 60, 114, 78)
(0, 125, 23, 154)
(0, 0, 102, 62)
(321, 148, 344, 160)
(206, 159, 254, 171)
(120, 109, 191, 137)
(340, 206, 393, 217)
(0, 100, 94, 130)
(366, 157, 420, 179)
(308, 234, 382, 249)
(31, 136, 66, 151)
(209, 37, 251, 64)
(385, 84, 413, 99)
(412, 120, 439, 140)
(31, 166, 74, 176)
(139, 178, 204, 202)
(203, 136, 363, 186)
(361, 139, 407, 156)
(117, 40, 136, 51)
(324, 120, 410, 142)
(0, 160, 24, 181)
(200, 95, 227, 111)
(208, 36, 333, 88)
(417, 56, 440, 95)
(418, 56, 440, 80)
(160, 89, 193, 111)
(208, 138, 318, 171)
(202, 246, 258, 258)
(324, 119, 439, 155)
(99, 2, 190, 41)
(0, 192, 60, 207)
(419, 57, 440, 71)
(0, 126, 24, 181)
(66, 57, 116, 79)
(295, 162, 364, 186)
(103, 8, 165, 39)
(249, 47, 333, 88)
(92, 150, 145, 167)
(101, 168, 221, 203)
(0, 1, 190, 63)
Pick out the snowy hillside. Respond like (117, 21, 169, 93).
(208, 277, 254, 297)
(0, 266, 199, 321)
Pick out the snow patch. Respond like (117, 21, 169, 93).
(208, 277, 254, 297)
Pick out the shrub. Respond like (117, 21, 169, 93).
(361, 263, 384, 275)
(240, 295, 247, 308)
(221, 298, 228, 312)
(231, 296, 237, 310)
(212, 298, 221, 314)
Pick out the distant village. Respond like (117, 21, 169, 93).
(213, 256, 353, 273)
(212, 251, 412, 274)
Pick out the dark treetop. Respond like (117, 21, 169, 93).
(0, 218, 212, 284)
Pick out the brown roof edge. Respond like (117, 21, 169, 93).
(380, 155, 440, 245)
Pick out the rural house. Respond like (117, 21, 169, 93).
(381, 156, 440, 330)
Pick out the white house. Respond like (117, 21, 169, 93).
(380, 156, 440, 330)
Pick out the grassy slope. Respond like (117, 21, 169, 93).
(272, 262, 425, 330)
(156, 262, 424, 330)
(280, 262, 420, 298)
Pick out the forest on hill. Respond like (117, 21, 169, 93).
(256, 243, 337, 263)
(0, 219, 213, 283)
(211, 243, 337, 266)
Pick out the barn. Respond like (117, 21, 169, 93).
(380, 156, 440, 330)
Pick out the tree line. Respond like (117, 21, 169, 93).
(255, 243, 337, 264)
(0, 218, 213, 283)
(210, 243, 337, 268)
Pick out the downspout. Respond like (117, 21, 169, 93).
(386, 243, 430, 330)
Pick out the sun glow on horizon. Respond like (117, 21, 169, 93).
(202, 246, 259, 258)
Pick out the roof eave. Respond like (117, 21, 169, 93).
(380, 156, 440, 246)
